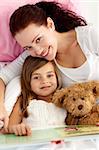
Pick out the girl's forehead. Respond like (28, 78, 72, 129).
(33, 62, 55, 74)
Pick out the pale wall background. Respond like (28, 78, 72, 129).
(71, 0, 99, 31)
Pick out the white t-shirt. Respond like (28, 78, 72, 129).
(55, 25, 99, 87)
(23, 99, 66, 130)
(55, 59, 90, 87)
(0, 25, 99, 85)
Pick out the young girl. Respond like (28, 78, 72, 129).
(6, 56, 66, 136)
(0, 1, 99, 128)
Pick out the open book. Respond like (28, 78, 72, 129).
(0, 125, 99, 148)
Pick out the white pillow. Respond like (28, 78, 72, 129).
(4, 76, 21, 116)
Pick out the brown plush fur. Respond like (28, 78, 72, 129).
(52, 81, 99, 125)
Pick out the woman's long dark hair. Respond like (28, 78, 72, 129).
(36, 1, 87, 32)
(10, 1, 87, 36)
(20, 56, 61, 117)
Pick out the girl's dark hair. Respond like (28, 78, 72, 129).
(10, 1, 87, 36)
(20, 56, 61, 117)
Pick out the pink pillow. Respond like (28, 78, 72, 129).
(0, 0, 40, 62)
(0, 0, 77, 62)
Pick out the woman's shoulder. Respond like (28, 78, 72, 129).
(75, 24, 96, 34)
(75, 24, 98, 43)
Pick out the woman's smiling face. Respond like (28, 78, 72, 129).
(15, 18, 58, 60)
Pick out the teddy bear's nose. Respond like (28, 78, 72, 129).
(78, 105, 83, 110)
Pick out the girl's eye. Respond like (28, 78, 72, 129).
(36, 37, 41, 43)
(47, 74, 55, 78)
(32, 76, 40, 80)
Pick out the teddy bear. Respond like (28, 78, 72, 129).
(52, 81, 99, 125)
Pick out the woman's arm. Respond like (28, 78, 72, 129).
(0, 50, 29, 85)
(0, 78, 8, 129)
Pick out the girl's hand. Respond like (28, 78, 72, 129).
(7, 123, 32, 136)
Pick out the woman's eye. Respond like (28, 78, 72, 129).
(36, 37, 41, 43)
(24, 46, 33, 51)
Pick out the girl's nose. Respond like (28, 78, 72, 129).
(41, 77, 49, 84)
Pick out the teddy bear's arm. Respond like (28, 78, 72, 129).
(52, 88, 68, 107)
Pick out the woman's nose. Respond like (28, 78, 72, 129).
(34, 46, 44, 56)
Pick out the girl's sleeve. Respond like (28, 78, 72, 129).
(0, 50, 29, 85)
(87, 25, 99, 55)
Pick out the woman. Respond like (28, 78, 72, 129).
(0, 1, 99, 128)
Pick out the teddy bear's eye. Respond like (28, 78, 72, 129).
(81, 97, 84, 100)
(73, 98, 76, 101)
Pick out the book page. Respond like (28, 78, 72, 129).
(0, 125, 99, 148)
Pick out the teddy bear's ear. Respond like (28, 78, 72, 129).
(91, 82, 99, 98)
(52, 88, 68, 107)
(78, 81, 99, 98)
(92, 87, 97, 95)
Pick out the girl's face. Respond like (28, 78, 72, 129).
(15, 18, 58, 61)
(30, 62, 57, 97)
